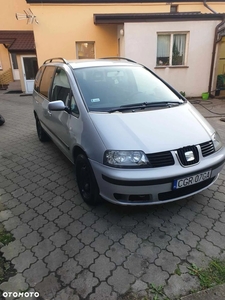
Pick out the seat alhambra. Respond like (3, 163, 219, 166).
(33, 57, 225, 205)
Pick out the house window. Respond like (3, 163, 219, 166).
(157, 33, 187, 66)
(170, 5, 178, 13)
(76, 42, 95, 59)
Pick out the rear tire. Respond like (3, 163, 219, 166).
(36, 117, 50, 142)
(75, 154, 101, 205)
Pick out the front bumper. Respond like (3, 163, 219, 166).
(90, 149, 225, 205)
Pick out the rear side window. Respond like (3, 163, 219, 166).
(39, 66, 56, 98)
(34, 66, 45, 92)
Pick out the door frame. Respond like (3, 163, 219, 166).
(21, 55, 37, 94)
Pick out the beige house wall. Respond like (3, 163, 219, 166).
(30, 2, 225, 66)
(0, 0, 32, 30)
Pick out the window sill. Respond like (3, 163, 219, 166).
(155, 65, 189, 69)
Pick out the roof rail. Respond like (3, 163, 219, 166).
(43, 57, 68, 64)
(100, 57, 137, 63)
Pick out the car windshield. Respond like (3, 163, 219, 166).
(73, 65, 183, 112)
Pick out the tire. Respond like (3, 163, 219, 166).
(0, 114, 5, 126)
(75, 154, 101, 205)
(36, 117, 50, 142)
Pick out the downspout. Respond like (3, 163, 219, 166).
(208, 16, 225, 95)
(203, 0, 217, 14)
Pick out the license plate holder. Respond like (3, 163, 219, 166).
(173, 170, 212, 190)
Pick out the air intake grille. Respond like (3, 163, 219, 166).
(200, 141, 215, 157)
(147, 151, 174, 168)
(177, 145, 199, 166)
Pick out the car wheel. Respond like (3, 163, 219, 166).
(0, 114, 5, 126)
(75, 154, 101, 205)
(36, 117, 49, 142)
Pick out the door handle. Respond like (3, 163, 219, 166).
(47, 110, 52, 116)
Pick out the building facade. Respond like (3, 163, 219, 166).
(1, 0, 225, 95)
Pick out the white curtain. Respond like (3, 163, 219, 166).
(173, 34, 186, 58)
(157, 35, 170, 57)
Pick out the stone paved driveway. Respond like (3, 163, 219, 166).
(0, 92, 225, 300)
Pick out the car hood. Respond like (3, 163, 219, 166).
(89, 102, 215, 152)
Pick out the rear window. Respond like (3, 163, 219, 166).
(38, 66, 56, 98)
(73, 66, 181, 112)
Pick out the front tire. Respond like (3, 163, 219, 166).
(75, 154, 101, 205)
(36, 117, 50, 142)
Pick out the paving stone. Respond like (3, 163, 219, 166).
(23, 260, 49, 287)
(164, 274, 199, 299)
(178, 229, 200, 248)
(54, 214, 73, 229)
(77, 227, 98, 245)
(206, 229, 225, 249)
(142, 264, 169, 286)
(11, 223, 32, 240)
(12, 250, 37, 272)
(79, 211, 99, 227)
(187, 249, 211, 268)
(66, 220, 85, 237)
(167, 238, 191, 260)
(3, 216, 22, 231)
(44, 248, 68, 272)
(155, 250, 181, 274)
(0, 210, 14, 222)
(187, 222, 207, 239)
(35, 202, 53, 215)
(213, 220, 225, 234)
(91, 234, 113, 254)
(57, 259, 82, 285)
(75, 245, 99, 268)
(62, 237, 84, 257)
(38, 222, 59, 239)
(54, 287, 79, 300)
(20, 209, 38, 223)
(36, 273, 61, 300)
(1, 240, 25, 261)
(21, 231, 42, 249)
(71, 270, 99, 298)
(137, 241, 160, 263)
(0, 274, 29, 300)
(108, 266, 135, 294)
(198, 239, 221, 258)
(120, 232, 142, 252)
(32, 239, 55, 260)
(90, 255, 115, 280)
(91, 218, 112, 234)
(27, 197, 43, 209)
(105, 225, 126, 242)
(28, 215, 48, 231)
(124, 253, 148, 277)
(49, 229, 71, 247)
(89, 282, 117, 300)
(68, 206, 86, 219)
(106, 242, 130, 265)
(148, 228, 171, 249)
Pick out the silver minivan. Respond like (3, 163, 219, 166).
(33, 57, 225, 205)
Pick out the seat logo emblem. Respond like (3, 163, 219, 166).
(185, 151, 195, 162)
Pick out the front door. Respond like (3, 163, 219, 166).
(21, 56, 38, 93)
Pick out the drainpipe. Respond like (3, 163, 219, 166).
(203, 0, 217, 14)
(208, 16, 225, 96)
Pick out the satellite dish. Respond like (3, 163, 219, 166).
(15, 8, 39, 24)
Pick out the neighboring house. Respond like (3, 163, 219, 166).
(1, 0, 225, 96)
(0, 0, 37, 93)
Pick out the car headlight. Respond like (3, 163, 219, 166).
(104, 150, 149, 168)
(212, 132, 223, 152)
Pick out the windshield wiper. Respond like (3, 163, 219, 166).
(108, 101, 183, 113)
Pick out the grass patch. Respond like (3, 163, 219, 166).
(188, 259, 225, 289)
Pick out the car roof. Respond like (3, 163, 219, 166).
(43, 57, 140, 69)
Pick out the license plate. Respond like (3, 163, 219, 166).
(173, 170, 211, 190)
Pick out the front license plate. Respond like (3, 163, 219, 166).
(173, 170, 212, 190)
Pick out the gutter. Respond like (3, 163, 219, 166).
(203, 0, 217, 14)
(208, 16, 225, 95)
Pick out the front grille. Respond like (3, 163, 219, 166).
(177, 145, 199, 166)
(200, 141, 215, 157)
(146, 151, 174, 168)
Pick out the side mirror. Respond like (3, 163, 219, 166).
(48, 100, 66, 111)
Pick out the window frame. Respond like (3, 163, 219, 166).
(76, 41, 95, 59)
(156, 32, 188, 67)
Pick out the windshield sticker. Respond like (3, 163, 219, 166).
(91, 98, 100, 103)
